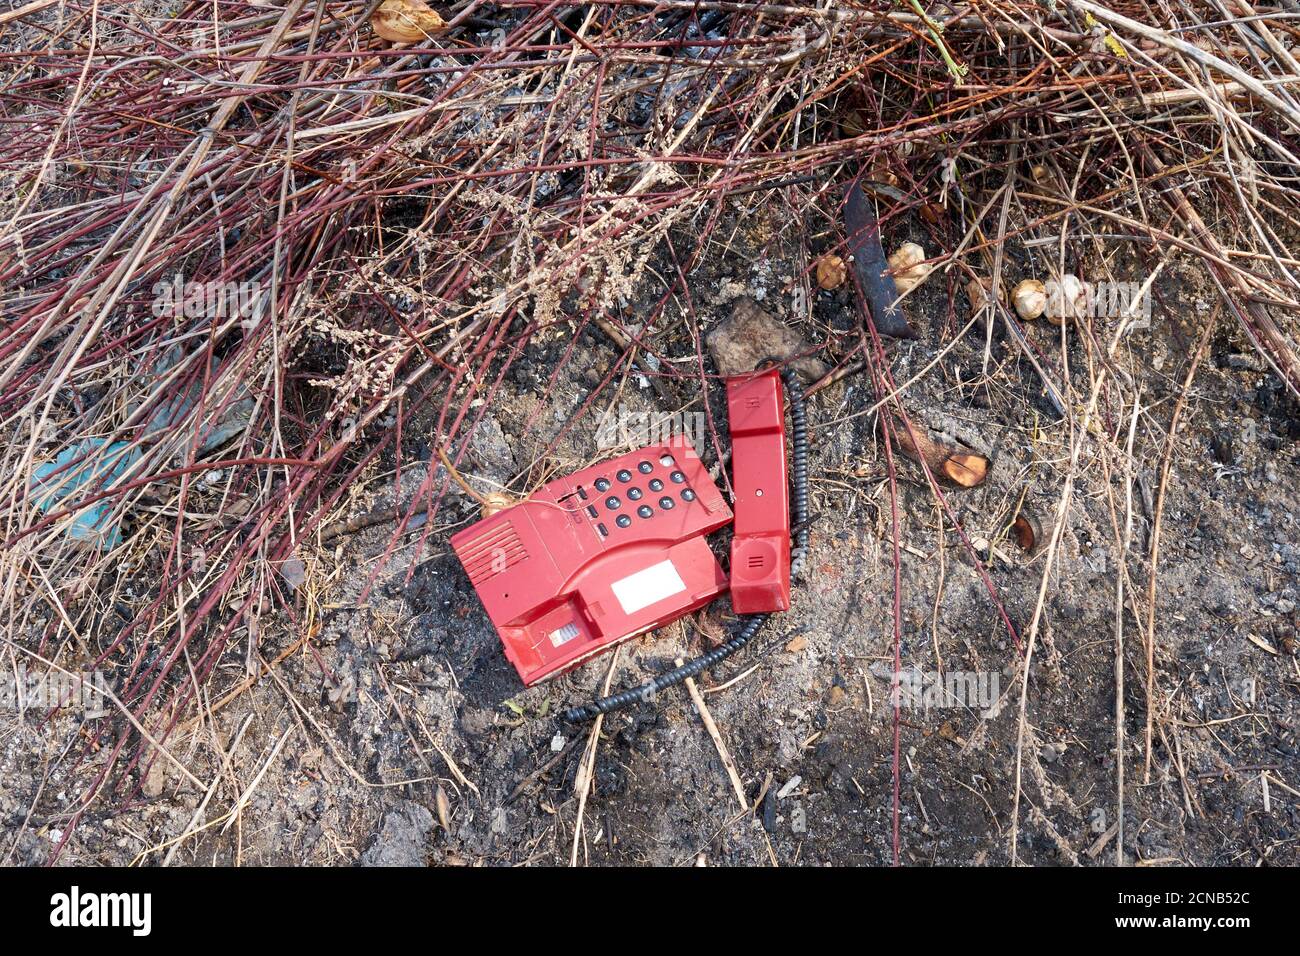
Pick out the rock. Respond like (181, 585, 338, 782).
(459, 706, 494, 736)
(1040, 742, 1067, 764)
(466, 415, 517, 485)
(761, 790, 778, 832)
(1211, 432, 1235, 464)
(359, 801, 435, 867)
(279, 556, 307, 591)
(706, 297, 828, 383)
(142, 759, 166, 799)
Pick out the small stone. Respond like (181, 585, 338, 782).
(550, 734, 566, 752)
(359, 801, 434, 867)
(279, 556, 307, 590)
(1041, 742, 1067, 763)
(466, 415, 518, 484)
(706, 297, 828, 383)
(777, 775, 803, 800)
(142, 760, 166, 798)
(761, 790, 778, 832)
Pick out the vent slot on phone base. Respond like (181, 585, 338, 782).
(459, 521, 528, 584)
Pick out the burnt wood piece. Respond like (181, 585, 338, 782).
(845, 181, 917, 339)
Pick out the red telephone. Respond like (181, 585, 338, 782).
(450, 439, 733, 686)
(451, 367, 805, 710)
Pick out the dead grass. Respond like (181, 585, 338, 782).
(2, 0, 1299, 863)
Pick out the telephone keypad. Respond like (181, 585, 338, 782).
(584, 450, 702, 534)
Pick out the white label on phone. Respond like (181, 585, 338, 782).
(610, 560, 686, 615)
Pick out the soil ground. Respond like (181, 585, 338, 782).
(4, 202, 1299, 868)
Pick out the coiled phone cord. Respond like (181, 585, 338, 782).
(562, 366, 810, 724)
(783, 367, 810, 579)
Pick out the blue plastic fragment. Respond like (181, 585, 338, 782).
(30, 439, 140, 548)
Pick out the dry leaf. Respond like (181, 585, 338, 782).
(919, 202, 945, 225)
(435, 784, 451, 831)
(966, 276, 1001, 313)
(866, 157, 899, 188)
(372, 0, 446, 43)
(815, 254, 847, 290)
(1245, 632, 1278, 656)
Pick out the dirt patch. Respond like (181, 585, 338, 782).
(4, 205, 1299, 868)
